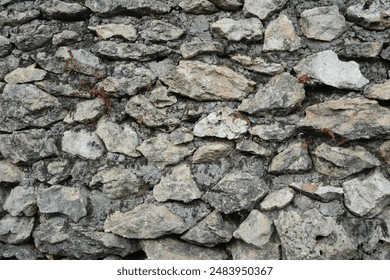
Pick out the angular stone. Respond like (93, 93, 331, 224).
(0, 55, 20, 81)
(180, 37, 224, 59)
(239, 73, 305, 115)
(164, 200, 212, 229)
(365, 79, 390, 101)
(382, 46, 390, 60)
(243, 0, 288, 20)
(0, 215, 34, 245)
(169, 127, 193, 144)
(346, 1, 390, 30)
(163, 60, 256, 101)
(294, 50, 369, 90)
(312, 143, 380, 178)
(275, 209, 356, 259)
(0, 35, 12, 57)
(0, 129, 58, 164)
(202, 171, 269, 214)
(137, 133, 193, 169)
(343, 170, 390, 218)
(104, 204, 189, 239)
(3, 187, 37, 217)
(231, 54, 284, 75)
(181, 210, 236, 247)
(64, 99, 104, 124)
(249, 123, 296, 141)
(90, 166, 145, 199)
(260, 187, 295, 211)
(140, 238, 228, 260)
(268, 142, 312, 174)
(52, 30, 80, 46)
(37, 185, 87, 222)
(340, 39, 383, 58)
(0, 9, 40, 26)
(0, 161, 25, 185)
(62, 130, 105, 160)
(149, 87, 177, 108)
(299, 98, 390, 140)
(193, 142, 233, 163)
(289, 182, 343, 203)
(0, 84, 65, 132)
(140, 20, 185, 42)
(210, 18, 264, 42)
(32, 159, 71, 185)
(96, 118, 140, 157)
(228, 239, 280, 260)
(263, 15, 301, 51)
(378, 141, 390, 165)
(179, 0, 218, 14)
(236, 138, 273, 156)
(40, 0, 90, 20)
(94, 41, 171, 61)
(233, 210, 272, 247)
(300, 6, 347, 41)
(0, 243, 44, 260)
(153, 164, 202, 203)
(209, 0, 243, 10)
(63, 47, 107, 78)
(88, 24, 137, 41)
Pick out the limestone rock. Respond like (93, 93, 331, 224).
(169, 127, 193, 144)
(289, 182, 343, 203)
(343, 170, 390, 218)
(268, 142, 312, 174)
(193, 142, 233, 163)
(243, 0, 288, 20)
(299, 98, 390, 140)
(163, 60, 256, 101)
(62, 130, 105, 160)
(228, 239, 280, 260)
(263, 15, 301, 51)
(233, 210, 272, 248)
(260, 187, 295, 211)
(378, 141, 390, 165)
(0, 9, 40, 27)
(239, 73, 305, 115)
(32, 159, 72, 185)
(52, 30, 80, 46)
(0, 161, 26, 185)
(340, 39, 383, 58)
(4, 64, 46, 84)
(209, 0, 243, 10)
(346, 0, 390, 30)
(40, 0, 90, 20)
(63, 47, 107, 78)
(202, 171, 269, 214)
(249, 123, 295, 141)
(193, 107, 250, 140)
(365, 79, 390, 100)
(236, 138, 273, 156)
(0, 243, 44, 260)
(0, 215, 34, 244)
(3, 187, 37, 216)
(180, 37, 224, 59)
(104, 204, 189, 239)
(382, 46, 390, 60)
(150, 87, 177, 108)
(140, 20, 185, 42)
(294, 50, 369, 90)
(0, 35, 12, 57)
(153, 164, 202, 203)
(0, 129, 58, 163)
(64, 99, 104, 124)
(179, 0, 218, 14)
(88, 24, 138, 41)
(300, 6, 347, 41)
(164, 200, 212, 229)
(181, 210, 236, 247)
(210, 18, 264, 42)
(312, 143, 380, 178)
(231, 54, 284, 75)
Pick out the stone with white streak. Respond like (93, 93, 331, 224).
(62, 130, 105, 160)
(243, 0, 288, 20)
(88, 24, 138, 41)
(263, 15, 301, 51)
(4, 65, 46, 84)
(289, 182, 343, 203)
(210, 18, 264, 42)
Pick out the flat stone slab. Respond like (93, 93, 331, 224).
(210, 18, 264, 42)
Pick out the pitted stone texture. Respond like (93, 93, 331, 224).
(382, 46, 390, 60)
(180, 37, 224, 59)
(239, 73, 305, 115)
(340, 39, 383, 58)
(163, 60, 256, 101)
(289, 182, 343, 203)
(52, 30, 80, 46)
(236, 138, 273, 156)
(62, 130, 105, 160)
(0, 161, 26, 185)
(365, 79, 390, 101)
(179, 0, 218, 14)
(228, 240, 280, 260)
(153, 164, 202, 203)
(140, 20, 185, 42)
(299, 6, 347, 41)
(4, 64, 46, 84)
(64, 47, 107, 78)
(231, 54, 284, 75)
(4, 187, 37, 217)
(169, 127, 193, 144)
(104, 204, 189, 239)
(150, 87, 178, 108)
(249, 123, 295, 141)
(268, 142, 312, 174)
(0, 9, 40, 27)
(209, 0, 242, 10)
(193, 107, 250, 140)
(32, 159, 72, 186)
(263, 15, 301, 51)
(312, 144, 380, 179)
(64, 99, 104, 124)
(40, 0, 90, 20)
(181, 210, 236, 247)
(202, 171, 269, 214)
(193, 142, 233, 163)
(210, 18, 264, 42)
(243, 0, 288, 20)
(346, 1, 390, 30)
(0, 35, 12, 57)
(88, 24, 138, 41)
(294, 50, 369, 90)
(0, 243, 44, 260)
(0, 215, 34, 245)
(343, 170, 390, 218)
(299, 98, 390, 140)
(378, 141, 390, 165)
(260, 187, 295, 211)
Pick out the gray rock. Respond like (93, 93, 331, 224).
(268, 142, 313, 174)
(64, 99, 104, 124)
(299, 98, 390, 140)
(3, 187, 37, 216)
(0, 129, 58, 163)
(193, 142, 233, 163)
(202, 171, 269, 214)
(249, 123, 296, 141)
(382, 46, 390, 60)
(153, 164, 202, 203)
(260, 187, 295, 211)
(94, 41, 172, 61)
(0, 35, 12, 57)
(0, 161, 26, 185)
(0, 215, 34, 244)
(339, 39, 383, 58)
(365, 79, 390, 100)
(236, 138, 273, 156)
(96, 118, 140, 157)
(104, 204, 189, 239)
(37, 185, 87, 222)
(312, 143, 381, 178)
(52, 30, 80, 46)
(5, 64, 46, 84)
(263, 15, 301, 51)
(0, 55, 20, 81)
(0, 84, 66, 132)
(140, 20, 185, 42)
(140, 238, 228, 260)
(289, 182, 343, 203)
(294, 50, 369, 90)
(231, 54, 285, 75)
(169, 127, 193, 144)
(179, 0, 218, 14)
(62, 130, 105, 160)
(137, 133, 194, 169)
(194, 107, 250, 140)
(210, 17, 264, 42)
(343, 170, 390, 218)
(378, 141, 390, 165)
(90, 166, 145, 199)
(243, 0, 287, 20)
(228, 239, 280, 260)
(164, 200, 212, 228)
(346, 0, 390, 30)
(163, 60, 256, 101)
(63, 47, 107, 78)
(88, 24, 137, 41)
(0, 9, 40, 26)
(32, 159, 72, 185)
(181, 210, 236, 246)
(299, 6, 347, 41)
(180, 37, 224, 59)
(40, 0, 90, 20)
(149, 87, 177, 108)
(209, 0, 243, 10)
(0, 243, 44, 260)
(239, 73, 305, 115)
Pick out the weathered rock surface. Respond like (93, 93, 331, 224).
(88, 24, 137, 41)
(249, 123, 295, 141)
(346, 1, 390, 30)
(4, 65, 46, 84)
(0, 9, 40, 27)
(32, 159, 71, 185)
(382, 46, 390, 60)
(64, 99, 104, 124)
(169, 127, 193, 144)
(3, 187, 37, 217)
(0, 161, 25, 185)
(294, 50, 369, 90)
(260, 187, 295, 211)
(150, 87, 178, 108)
(343, 170, 390, 218)
(236, 138, 273, 156)
(378, 141, 390, 165)
(40, 0, 90, 20)
(228, 239, 280, 260)
(104, 204, 189, 239)
(52, 30, 81, 46)
(62, 130, 105, 160)
(231, 54, 284, 75)
(0, 35, 12, 57)
(263, 15, 301, 51)
(365, 79, 390, 100)
(180, 37, 224, 59)
(289, 182, 343, 203)
(243, 0, 288, 20)
(339, 39, 383, 58)
(140, 20, 185, 42)
(209, 0, 242, 11)
(179, 0, 218, 15)
(193, 142, 233, 163)
(163, 60, 256, 101)
(0, 215, 35, 245)
(0, 243, 44, 260)
(210, 18, 264, 42)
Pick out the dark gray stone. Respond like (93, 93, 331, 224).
(140, 20, 185, 42)
(40, 0, 90, 20)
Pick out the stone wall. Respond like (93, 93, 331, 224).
(1, 0, 390, 260)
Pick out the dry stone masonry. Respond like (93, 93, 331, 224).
(0, 0, 390, 260)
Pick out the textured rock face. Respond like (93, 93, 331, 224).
(0, 215, 35, 245)
(4, 187, 37, 216)
(140, 20, 185, 42)
(243, 0, 288, 20)
(263, 15, 301, 51)
(88, 24, 137, 41)
(210, 18, 264, 42)
(62, 130, 105, 160)
(0, 161, 26, 185)
(346, 1, 390, 30)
